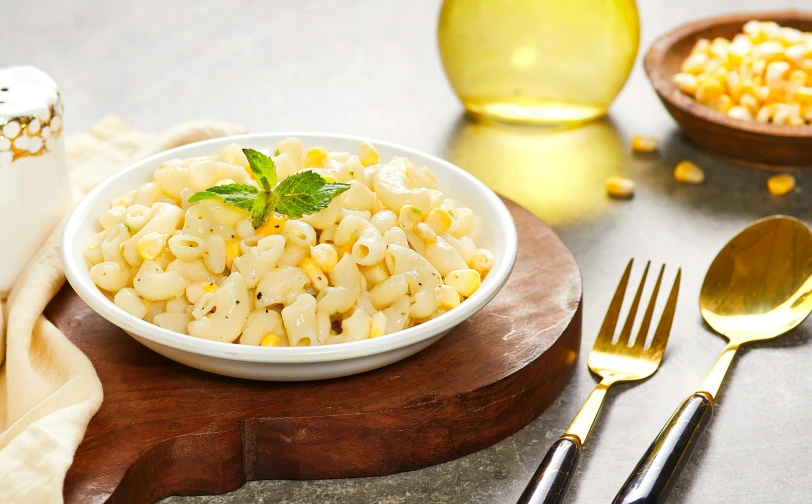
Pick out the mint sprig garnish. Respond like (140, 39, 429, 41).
(189, 148, 350, 228)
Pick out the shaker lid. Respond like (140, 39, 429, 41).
(0, 66, 61, 119)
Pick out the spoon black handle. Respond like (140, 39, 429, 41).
(612, 392, 713, 504)
(516, 435, 581, 504)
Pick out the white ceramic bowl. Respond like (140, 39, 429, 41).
(62, 133, 518, 381)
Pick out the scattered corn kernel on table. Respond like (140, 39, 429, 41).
(7, 0, 812, 503)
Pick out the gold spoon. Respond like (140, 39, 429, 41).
(613, 215, 812, 504)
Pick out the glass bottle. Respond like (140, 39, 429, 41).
(438, 0, 640, 126)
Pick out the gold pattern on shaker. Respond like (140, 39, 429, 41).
(0, 94, 64, 162)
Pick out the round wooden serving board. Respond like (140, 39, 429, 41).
(47, 198, 582, 504)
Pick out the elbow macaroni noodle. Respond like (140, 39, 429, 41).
(86, 139, 494, 346)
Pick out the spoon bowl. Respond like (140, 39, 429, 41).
(700, 215, 812, 345)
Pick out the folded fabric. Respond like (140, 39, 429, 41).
(0, 116, 246, 502)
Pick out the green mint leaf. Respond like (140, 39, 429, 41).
(243, 148, 277, 192)
(410, 206, 424, 216)
(273, 171, 350, 219)
(251, 191, 269, 229)
(189, 184, 258, 211)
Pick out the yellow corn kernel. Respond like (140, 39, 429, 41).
(310, 243, 339, 273)
(760, 21, 782, 42)
(414, 222, 437, 243)
(630, 135, 659, 153)
(324, 175, 336, 183)
(743, 20, 762, 42)
(695, 76, 724, 103)
(755, 41, 784, 61)
(370, 311, 387, 338)
(471, 248, 494, 276)
(765, 61, 791, 87)
(425, 208, 452, 234)
(357, 141, 380, 167)
(605, 176, 635, 199)
(772, 104, 792, 124)
(304, 146, 328, 168)
(299, 257, 328, 291)
(681, 53, 709, 74)
(767, 174, 796, 196)
(260, 334, 282, 347)
(739, 93, 760, 114)
(444, 269, 481, 298)
(203, 282, 217, 293)
(338, 242, 353, 258)
(785, 44, 807, 62)
(257, 213, 287, 235)
(435, 285, 461, 310)
(709, 95, 734, 114)
(797, 86, 812, 102)
(802, 104, 812, 121)
(727, 105, 754, 121)
(739, 78, 756, 96)
(691, 38, 711, 55)
(779, 27, 804, 46)
(672, 73, 698, 95)
(136, 232, 168, 261)
(756, 104, 774, 123)
(674, 161, 705, 184)
(226, 238, 241, 270)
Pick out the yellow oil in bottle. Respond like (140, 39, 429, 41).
(438, 0, 640, 126)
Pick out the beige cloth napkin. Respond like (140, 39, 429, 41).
(0, 116, 246, 502)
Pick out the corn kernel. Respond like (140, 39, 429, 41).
(370, 311, 387, 338)
(260, 334, 282, 347)
(728, 105, 754, 121)
(324, 175, 336, 183)
(357, 141, 379, 167)
(311, 243, 339, 273)
(203, 282, 217, 293)
(226, 238, 241, 270)
(471, 248, 494, 276)
(785, 44, 807, 62)
(136, 232, 167, 261)
(743, 20, 762, 41)
(767, 174, 796, 196)
(673, 73, 699, 95)
(755, 41, 784, 60)
(299, 257, 328, 291)
(605, 176, 635, 199)
(444, 269, 480, 298)
(257, 213, 287, 236)
(674, 161, 705, 184)
(772, 104, 792, 124)
(760, 21, 782, 41)
(695, 76, 724, 103)
(779, 27, 804, 46)
(304, 146, 328, 168)
(681, 53, 709, 74)
(739, 93, 760, 113)
(756, 104, 774, 122)
(338, 242, 353, 258)
(765, 61, 791, 86)
(631, 135, 659, 153)
(423, 208, 451, 235)
(799, 86, 812, 103)
(709, 95, 734, 113)
(691, 38, 711, 55)
(435, 285, 461, 309)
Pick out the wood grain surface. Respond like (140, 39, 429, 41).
(47, 198, 582, 504)
(644, 10, 812, 169)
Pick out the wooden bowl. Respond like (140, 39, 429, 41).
(644, 10, 812, 169)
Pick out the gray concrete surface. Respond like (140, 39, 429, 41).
(6, 0, 812, 502)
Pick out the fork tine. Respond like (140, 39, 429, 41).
(596, 259, 634, 344)
(635, 264, 665, 348)
(618, 261, 651, 346)
(649, 268, 682, 358)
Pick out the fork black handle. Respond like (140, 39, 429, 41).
(612, 392, 713, 504)
(516, 435, 581, 504)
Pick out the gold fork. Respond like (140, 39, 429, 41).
(516, 260, 681, 504)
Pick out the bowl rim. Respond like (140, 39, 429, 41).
(62, 132, 518, 364)
(644, 9, 812, 139)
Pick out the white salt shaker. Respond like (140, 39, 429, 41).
(0, 66, 72, 296)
